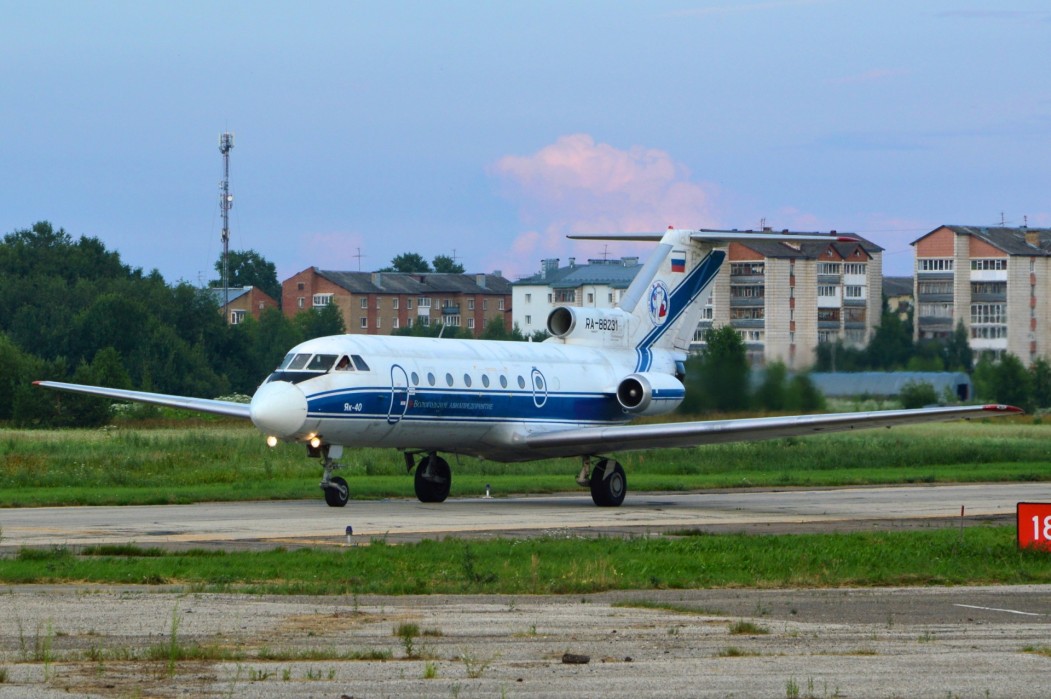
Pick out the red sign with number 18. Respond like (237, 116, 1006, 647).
(1017, 503, 1051, 551)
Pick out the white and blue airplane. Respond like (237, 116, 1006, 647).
(37, 228, 1020, 507)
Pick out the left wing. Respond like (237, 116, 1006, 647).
(524, 404, 1022, 457)
(34, 381, 252, 419)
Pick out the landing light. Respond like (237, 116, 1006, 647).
(266, 435, 278, 448)
(309, 436, 322, 449)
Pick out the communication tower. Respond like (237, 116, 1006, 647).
(219, 132, 235, 312)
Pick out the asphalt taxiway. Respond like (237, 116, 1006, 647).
(1, 482, 1042, 550)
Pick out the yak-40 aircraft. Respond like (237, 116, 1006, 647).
(38, 228, 1021, 507)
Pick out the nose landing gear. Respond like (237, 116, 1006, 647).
(315, 443, 349, 508)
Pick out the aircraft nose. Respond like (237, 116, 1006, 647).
(250, 381, 308, 439)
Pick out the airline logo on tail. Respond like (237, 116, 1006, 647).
(647, 281, 670, 326)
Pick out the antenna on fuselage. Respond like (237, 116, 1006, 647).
(219, 132, 234, 315)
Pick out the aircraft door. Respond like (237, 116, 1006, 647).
(388, 364, 411, 424)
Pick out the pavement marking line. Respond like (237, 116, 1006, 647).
(953, 604, 1045, 617)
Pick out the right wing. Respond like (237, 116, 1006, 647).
(524, 404, 1022, 457)
(34, 381, 252, 420)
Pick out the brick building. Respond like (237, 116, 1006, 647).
(281, 268, 512, 336)
(207, 286, 279, 325)
(912, 225, 1051, 364)
(695, 232, 883, 368)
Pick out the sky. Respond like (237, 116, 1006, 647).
(2, 1, 1049, 285)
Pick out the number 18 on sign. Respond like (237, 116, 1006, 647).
(1017, 503, 1051, 551)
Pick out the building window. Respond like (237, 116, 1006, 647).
(817, 262, 841, 275)
(468, 299, 475, 310)
(297, 282, 305, 290)
(730, 307, 764, 320)
(844, 285, 864, 299)
(919, 258, 954, 272)
(407, 298, 413, 310)
(418, 297, 431, 308)
(919, 302, 953, 318)
(587, 292, 594, 304)
(393, 298, 399, 310)
(297, 297, 305, 308)
(971, 325, 1008, 339)
(730, 262, 765, 276)
(468, 318, 475, 329)
(817, 285, 837, 297)
(360, 317, 368, 329)
(818, 308, 840, 322)
(918, 280, 953, 295)
(525, 315, 532, 324)
(730, 285, 764, 298)
(971, 259, 1007, 271)
(230, 310, 245, 324)
(972, 281, 1006, 295)
(547, 294, 552, 303)
(971, 303, 1006, 324)
(393, 317, 399, 329)
(446, 315, 461, 327)
(376, 298, 382, 310)
(844, 263, 866, 275)
(525, 293, 532, 302)
(376, 317, 381, 329)
(555, 290, 575, 303)
(314, 293, 333, 306)
(360, 297, 368, 309)
(844, 307, 866, 322)
(483, 299, 489, 310)
(499, 299, 505, 311)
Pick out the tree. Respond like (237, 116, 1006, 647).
(432, 254, 464, 273)
(899, 380, 938, 409)
(943, 320, 974, 372)
(1031, 356, 1051, 410)
(382, 253, 431, 273)
(679, 325, 750, 414)
(753, 361, 787, 411)
(294, 303, 345, 340)
(864, 310, 914, 370)
(212, 249, 281, 301)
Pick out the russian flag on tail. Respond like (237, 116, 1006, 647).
(671, 251, 686, 273)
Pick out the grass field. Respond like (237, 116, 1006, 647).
(3, 526, 1050, 594)
(0, 415, 1047, 506)
(2, 416, 1050, 593)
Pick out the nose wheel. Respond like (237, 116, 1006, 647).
(317, 444, 349, 507)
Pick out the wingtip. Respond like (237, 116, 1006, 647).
(983, 404, 1024, 414)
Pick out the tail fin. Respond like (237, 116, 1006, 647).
(569, 228, 855, 367)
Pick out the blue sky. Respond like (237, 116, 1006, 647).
(2, 1, 1048, 284)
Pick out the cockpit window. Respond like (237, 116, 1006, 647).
(287, 354, 312, 370)
(276, 353, 296, 370)
(351, 355, 370, 371)
(335, 355, 354, 371)
(306, 354, 338, 371)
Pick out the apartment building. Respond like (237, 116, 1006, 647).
(912, 225, 1051, 364)
(512, 256, 642, 336)
(695, 232, 884, 368)
(282, 268, 512, 337)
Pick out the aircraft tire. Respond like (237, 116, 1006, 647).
(324, 476, 350, 507)
(590, 459, 626, 507)
(414, 455, 451, 503)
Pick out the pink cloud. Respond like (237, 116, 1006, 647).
(489, 134, 719, 277)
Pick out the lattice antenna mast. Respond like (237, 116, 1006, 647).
(219, 132, 235, 313)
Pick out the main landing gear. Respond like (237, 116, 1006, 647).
(406, 452, 452, 503)
(577, 456, 627, 507)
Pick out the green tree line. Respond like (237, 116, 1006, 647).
(0, 222, 345, 426)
